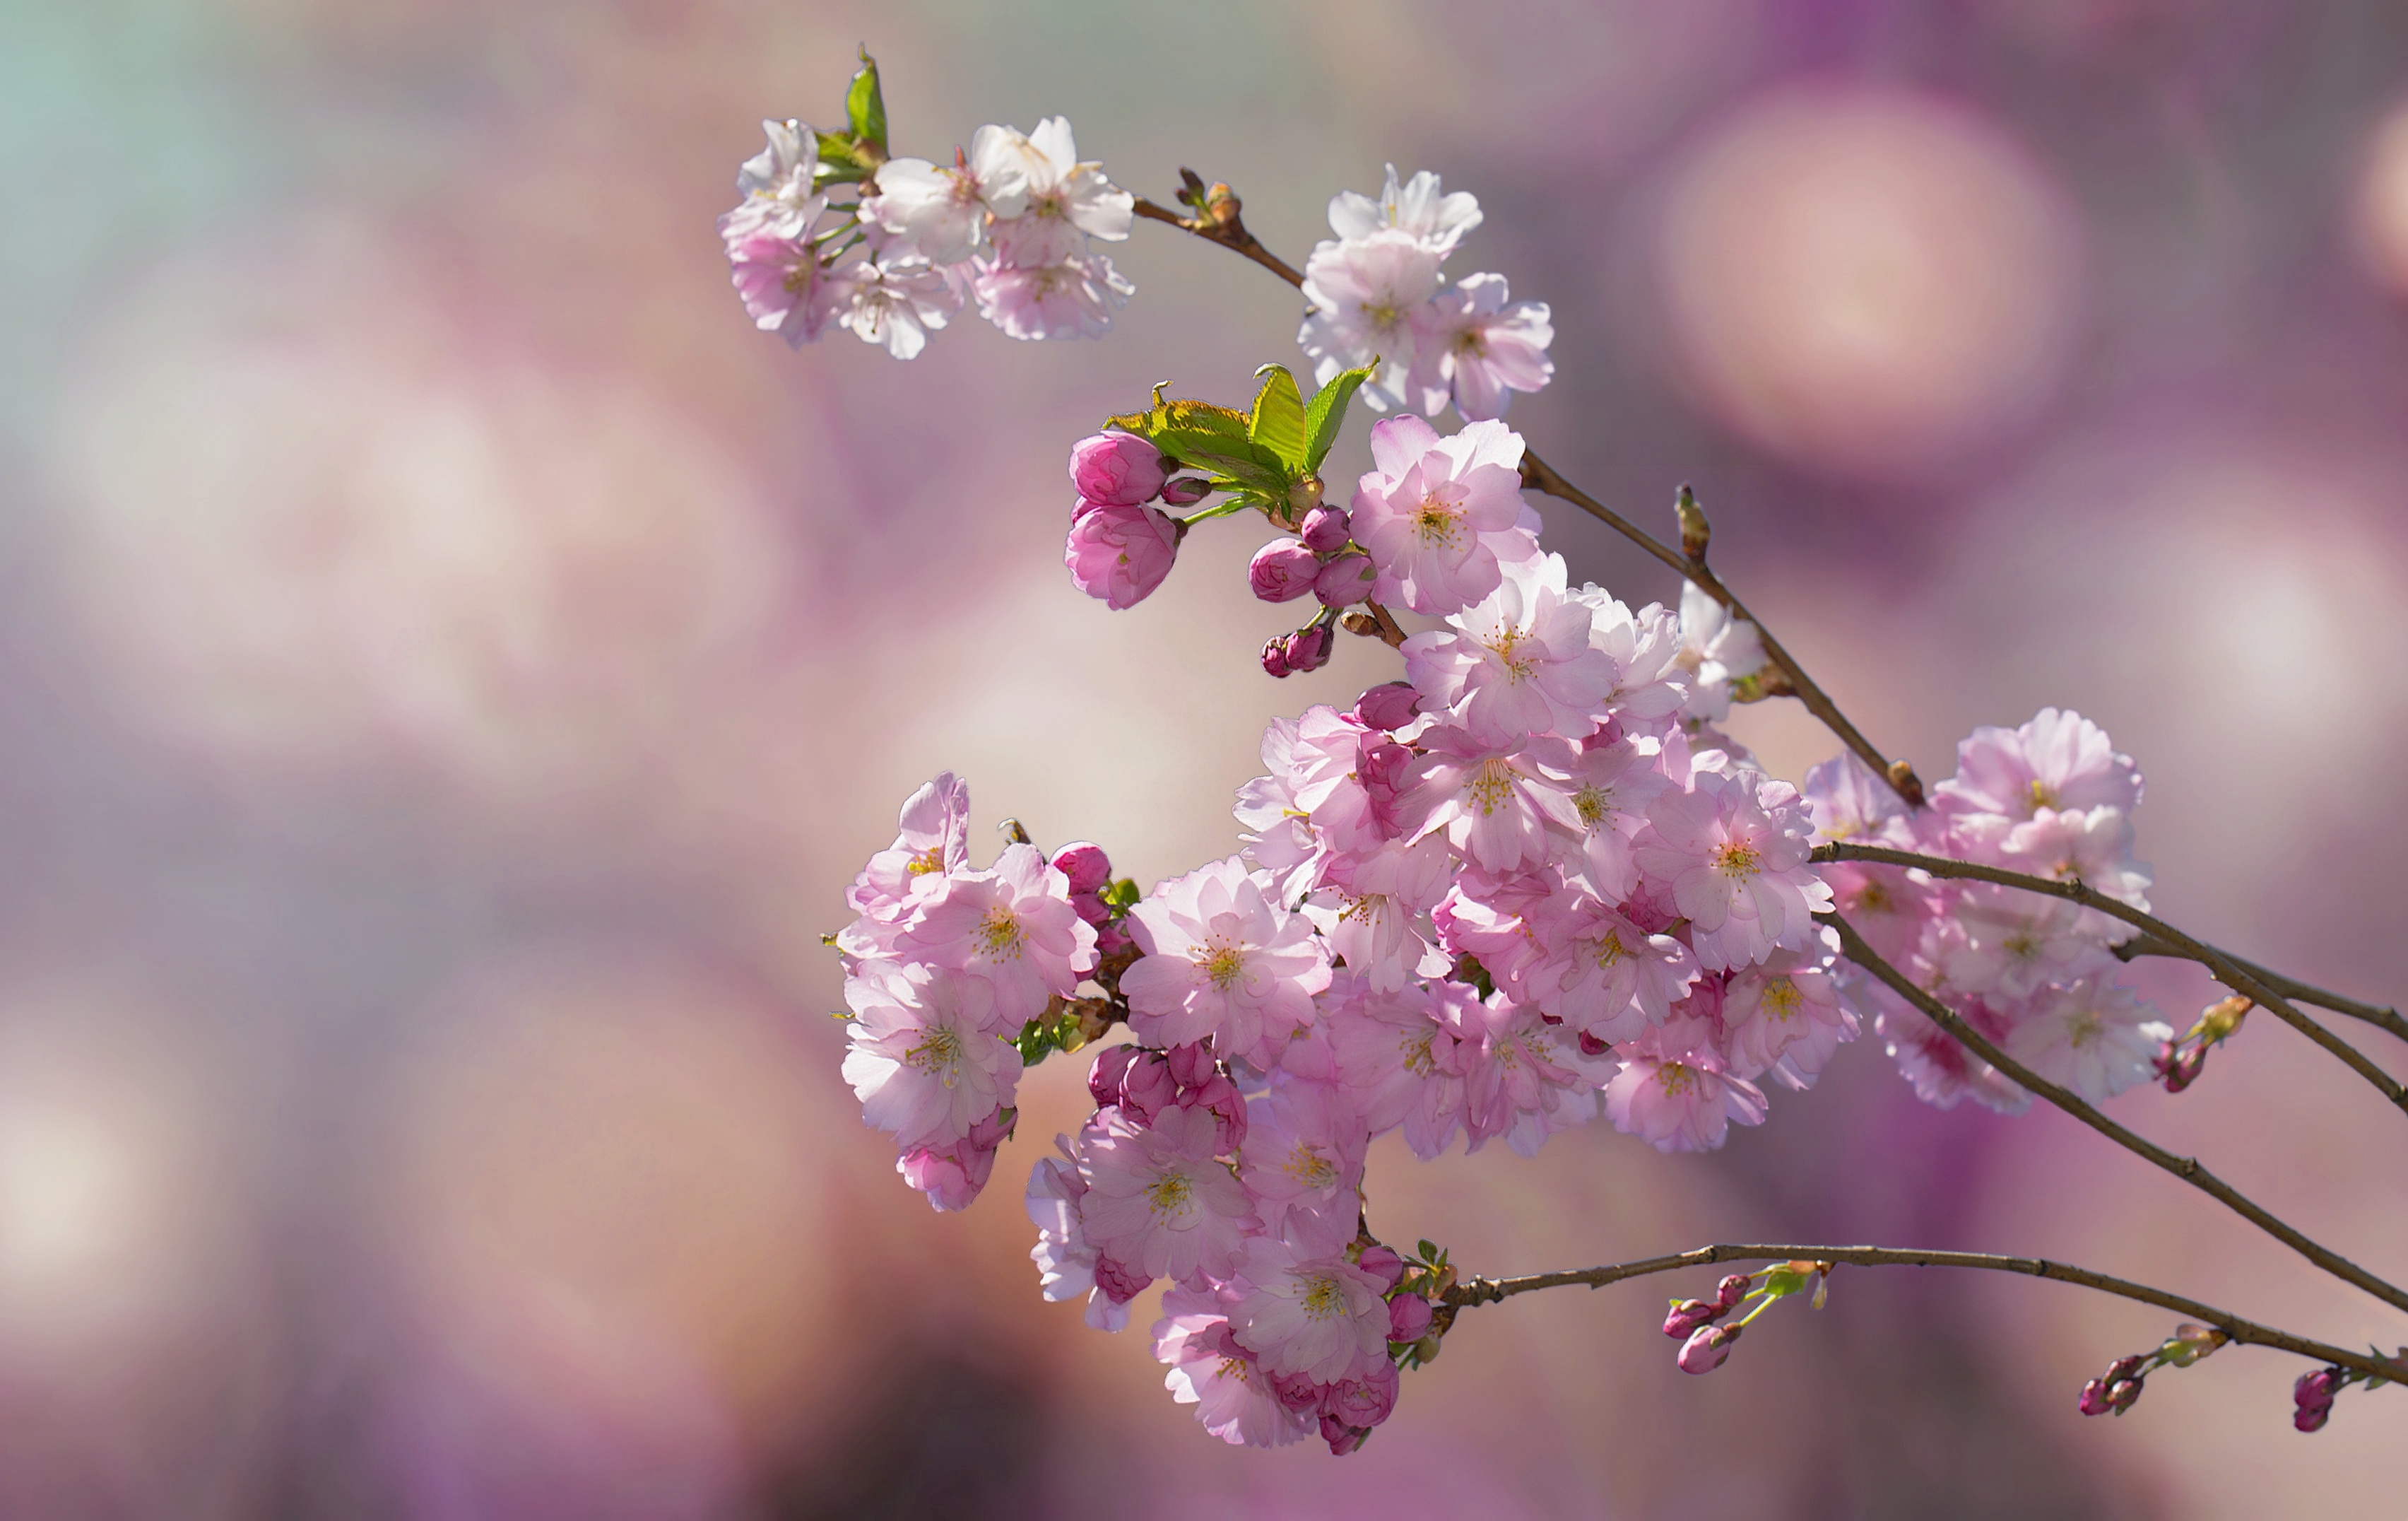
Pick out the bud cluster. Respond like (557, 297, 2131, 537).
(2076, 1322, 2228, 1419)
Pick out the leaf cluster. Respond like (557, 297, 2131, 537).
(814, 49, 891, 184)
(1106, 364, 1374, 524)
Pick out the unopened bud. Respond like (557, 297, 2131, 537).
(2294, 1368, 2342, 1410)
(1315, 553, 1376, 608)
(1677, 1322, 1740, 1375)
(1261, 636, 1292, 679)
(2104, 1376, 2144, 1414)
(2295, 1404, 2332, 1433)
(1249, 539, 1321, 603)
(1067, 430, 1167, 507)
(1050, 842, 1111, 895)
(1299, 503, 1352, 553)
(2193, 994, 2250, 1045)
(1354, 1243, 1406, 1288)
(1716, 1274, 1754, 1310)
(1663, 1298, 1723, 1339)
(1675, 484, 1710, 561)
(1282, 621, 1335, 675)
(2078, 1378, 2115, 1417)
(1351, 681, 1422, 733)
(2161, 1323, 2224, 1367)
(1159, 474, 1212, 507)
(1287, 475, 1325, 519)
(1388, 1293, 1434, 1342)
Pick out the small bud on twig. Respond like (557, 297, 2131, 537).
(1675, 484, 1710, 561)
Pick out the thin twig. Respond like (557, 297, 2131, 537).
(2118, 934, 2408, 1045)
(1819, 910, 2408, 1317)
(1814, 843, 2407, 1115)
(1440, 1243, 2407, 1385)
(1132, 182, 1924, 807)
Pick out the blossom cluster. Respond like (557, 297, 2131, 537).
(1810, 708, 2172, 1110)
(834, 397, 2178, 1451)
(719, 112, 1134, 359)
(1298, 166, 1555, 421)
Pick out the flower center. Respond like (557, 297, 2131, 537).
(976, 906, 1026, 960)
(906, 846, 945, 876)
(1658, 1062, 1699, 1097)
(1299, 1271, 1347, 1320)
(1216, 1355, 1251, 1382)
(1574, 783, 1611, 828)
(1467, 756, 1516, 817)
(1145, 1169, 1194, 1219)
(1201, 938, 1247, 990)
(1712, 841, 1761, 880)
(1762, 977, 1802, 1022)
(2028, 778, 2058, 811)
(1487, 624, 1537, 682)
(904, 1023, 964, 1084)
(1414, 495, 1467, 549)
(2003, 931, 2042, 962)
(1592, 930, 1629, 969)
(2066, 1009, 2103, 1049)
(1282, 1142, 1338, 1191)
(1401, 1031, 1438, 1077)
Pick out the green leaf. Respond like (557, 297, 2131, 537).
(845, 49, 887, 158)
(1418, 1239, 1440, 1263)
(1249, 365, 1309, 471)
(1761, 1264, 1813, 1298)
(1100, 876, 1141, 912)
(1302, 365, 1376, 471)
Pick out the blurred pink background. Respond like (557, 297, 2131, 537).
(3, 1, 2405, 1515)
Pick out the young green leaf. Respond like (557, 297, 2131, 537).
(845, 49, 888, 159)
(1303, 365, 1376, 471)
(1249, 364, 1309, 471)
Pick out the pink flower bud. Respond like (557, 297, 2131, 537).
(1716, 1274, 1754, 1309)
(1159, 475, 1212, 507)
(1066, 504, 1181, 610)
(2104, 1376, 2143, 1413)
(1164, 1042, 1218, 1090)
(2295, 1368, 2341, 1409)
(1319, 1415, 1367, 1456)
(1663, 1299, 1723, 1339)
(1299, 503, 1352, 553)
(2295, 1405, 2331, 1433)
(1067, 889, 1110, 925)
(1314, 552, 1376, 608)
(1181, 1074, 1248, 1151)
(1117, 1049, 1176, 1123)
(1270, 1370, 1324, 1414)
(1282, 621, 1335, 674)
(1095, 922, 1132, 957)
(1088, 1044, 1138, 1108)
(1356, 1243, 1407, 1289)
(1092, 1255, 1151, 1304)
(1352, 681, 1422, 732)
(2077, 1378, 2115, 1417)
(1359, 739, 1415, 837)
(1323, 1362, 1398, 1427)
(1388, 1292, 1434, 1342)
(1249, 539, 1321, 602)
(1677, 1322, 1740, 1374)
(1068, 431, 1167, 507)
(1051, 842, 1112, 894)
(1261, 639, 1292, 678)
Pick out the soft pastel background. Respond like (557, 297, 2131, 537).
(3, 1, 2405, 1515)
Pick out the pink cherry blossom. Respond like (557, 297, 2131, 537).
(1322, 975, 1470, 1159)
(1603, 1025, 1769, 1154)
(840, 961, 1017, 1151)
(1063, 501, 1179, 609)
(1303, 834, 1452, 993)
(1027, 1145, 1130, 1332)
(1453, 997, 1616, 1157)
(1527, 889, 1699, 1044)
(1574, 590, 1692, 732)
(724, 119, 822, 240)
(1297, 230, 1444, 408)
(984, 117, 1135, 266)
(1937, 884, 2118, 1001)
(1155, 1288, 1314, 1448)
(1407, 271, 1554, 421)
(974, 248, 1133, 340)
(846, 771, 972, 922)
(1560, 737, 1673, 898)
(897, 842, 1097, 1023)
(1326, 164, 1482, 255)
(1236, 1078, 1367, 1257)
(1430, 867, 1557, 1002)
(1120, 857, 1332, 1064)
(1933, 707, 2143, 825)
(1869, 990, 2033, 1115)
(859, 124, 1034, 264)
(1721, 934, 1858, 1087)
(823, 251, 962, 360)
(1347, 416, 1541, 616)
(1259, 705, 1389, 861)
(896, 1103, 1013, 1211)
(1226, 1238, 1393, 1385)
(1997, 805, 2153, 914)
(1401, 553, 1613, 745)
(1398, 727, 1582, 874)
(1076, 1104, 1258, 1286)
(1633, 767, 1831, 971)
(1673, 583, 1768, 722)
(2005, 975, 2171, 1103)
(723, 223, 837, 348)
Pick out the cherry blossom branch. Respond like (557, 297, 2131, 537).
(1813, 842, 2408, 1115)
(1819, 910, 2408, 1317)
(1438, 1243, 2407, 1384)
(1131, 180, 1925, 808)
